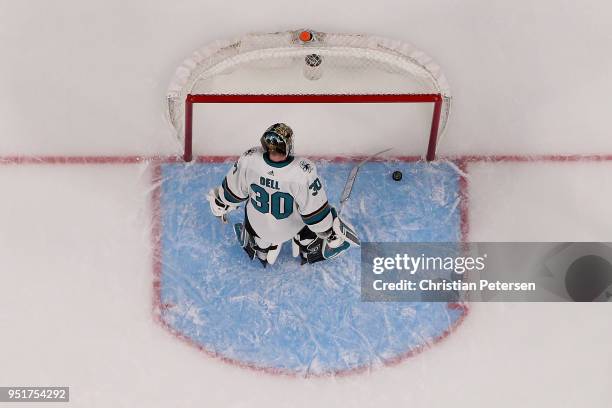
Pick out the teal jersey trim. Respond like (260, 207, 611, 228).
(222, 177, 247, 204)
(302, 203, 331, 226)
(263, 152, 295, 168)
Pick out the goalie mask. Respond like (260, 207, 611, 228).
(261, 123, 294, 156)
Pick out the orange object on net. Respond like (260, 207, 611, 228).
(299, 30, 313, 42)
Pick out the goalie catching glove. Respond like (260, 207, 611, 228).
(292, 207, 360, 264)
(207, 187, 238, 222)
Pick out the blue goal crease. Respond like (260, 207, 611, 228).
(158, 160, 463, 375)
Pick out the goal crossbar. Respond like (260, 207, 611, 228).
(184, 93, 443, 162)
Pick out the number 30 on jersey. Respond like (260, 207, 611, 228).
(250, 184, 294, 220)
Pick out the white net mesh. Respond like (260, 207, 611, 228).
(166, 29, 452, 158)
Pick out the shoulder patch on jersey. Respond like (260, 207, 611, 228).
(299, 159, 313, 173)
(243, 147, 259, 157)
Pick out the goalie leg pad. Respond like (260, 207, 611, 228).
(306, 237, 351, 264)
(235, 216, 280, 267)
(234, 222, 256, 260)
(292, 226, 318, 264)
(298, 235, 351, 264)
(262, 242, 282, 265)
(293, 210, 359, 265)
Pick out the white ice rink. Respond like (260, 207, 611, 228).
(1, 0, 612, 407)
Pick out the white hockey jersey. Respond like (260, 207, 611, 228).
(218, 147, 333, 244)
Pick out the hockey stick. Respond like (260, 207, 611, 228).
(338, 148, 392, 215)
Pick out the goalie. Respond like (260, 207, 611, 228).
(207, 123, 359, 267)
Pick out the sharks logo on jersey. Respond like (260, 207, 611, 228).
(244, 147, 259, 156)
(300, 160, 313, 173)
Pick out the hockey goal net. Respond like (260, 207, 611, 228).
(167, 29, 452, 162)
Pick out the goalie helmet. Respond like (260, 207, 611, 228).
(261, 123, 294, 156)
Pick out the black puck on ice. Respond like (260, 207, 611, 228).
(392, 170, 403, 181)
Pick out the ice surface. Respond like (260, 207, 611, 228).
(1, 0, 612, 407)
(469, 162, 612, 241)
(158, 161, 464, 375)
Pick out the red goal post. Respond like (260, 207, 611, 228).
(168, 29, 452, 162)
(184, 93, 443, 162)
